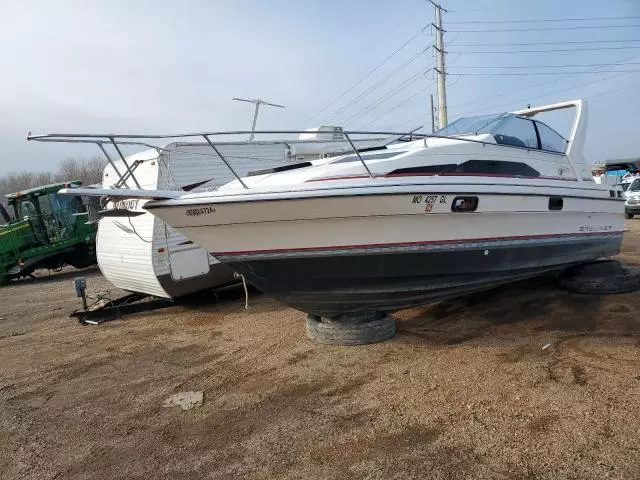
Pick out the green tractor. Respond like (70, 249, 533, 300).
(0, 181, 98, 285)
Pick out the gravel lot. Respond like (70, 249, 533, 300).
(1, 222, 639, 479)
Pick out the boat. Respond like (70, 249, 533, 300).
(32, 100, 624, 319)
(28, 129, 394, 299)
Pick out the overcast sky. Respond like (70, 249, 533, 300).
(2, 0, 640, 173)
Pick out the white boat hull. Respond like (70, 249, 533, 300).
(146, 181, 624, 316)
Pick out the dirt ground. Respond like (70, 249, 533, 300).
(1, 224, 639, 480)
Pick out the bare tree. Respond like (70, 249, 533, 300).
(0, 156, 106, 203)
(55, 157, 105, 185)
(81, 157, 106, 185)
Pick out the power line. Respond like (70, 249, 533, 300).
(425, 0, 448, 12)
(396, 62, 639, 133)
(448, 39, 640, 47)
(449, 54, 640, 114)
(390, 112, 431, 132)
(450, 62, 640, 69)
(449, 46, 640, 54)
(448, 24, 640, 33)
(325, 47, 430, 123)
(342, 68, 433, 125)
(303, 25, 428, 126)
(447, 15, 640, 24)
(448, 78, 561, 110)
(449, 69, 640, 75)
(457, 69, 640, 117)
(588, 81, 640, 99)
(361, 84, 434, 128)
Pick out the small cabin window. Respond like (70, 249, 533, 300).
(247, 161, 312, 177)
(331, 151, 407, 164)
(549, 197, 563, 210)
(451, 196, 479, 212)
(388, 164, 456, 175)
(455, 160, 540, 177)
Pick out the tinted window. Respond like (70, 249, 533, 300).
(493, 117, 538, 149)
(248, 161, 312, 177)
(629, 179, 640, 192)
(18, 199, 37, 218)
(331, 151, 407, 164)
(389, 164, 456, 175)
(535, 121, 566, 153)
(389, 160, 540, 177)
(434, 113, 505, 136)
(454, 160, 540, 177)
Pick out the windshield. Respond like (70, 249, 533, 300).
(434, 113, 507, 137)
(629, 179, 640, 192)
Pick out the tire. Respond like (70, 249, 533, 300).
(558, 260, 640, 295)
(306, 313, 396, 345)
(625, 213, 634, 219)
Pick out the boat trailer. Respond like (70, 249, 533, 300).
(69, 276, 248, 325)
(70, 277, 174, 324)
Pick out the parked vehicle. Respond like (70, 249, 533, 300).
(0, 181, 97, 285)
(623, 177, 640, 218)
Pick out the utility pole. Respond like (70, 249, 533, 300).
(430, 94, 436, 133)
(429, 0, 448, 128)
(232, 97, 285, 141)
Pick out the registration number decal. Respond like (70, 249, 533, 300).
(185, 207, 215, 216)
(411, 194, 447, 213)
(114, 199, 139, 210)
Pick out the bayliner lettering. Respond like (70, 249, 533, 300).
(579, 225, 613, 232)
(185, 207, 215, 216)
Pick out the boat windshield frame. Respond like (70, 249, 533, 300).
(433, 113, 509, 137)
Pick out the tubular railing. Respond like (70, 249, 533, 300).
(27, 129, 428, 190)
(27, 127, 572, 190)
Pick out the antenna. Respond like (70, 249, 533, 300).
(232, 97, 286, 141)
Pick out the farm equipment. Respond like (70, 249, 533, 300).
(0, 181, 98, 285)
